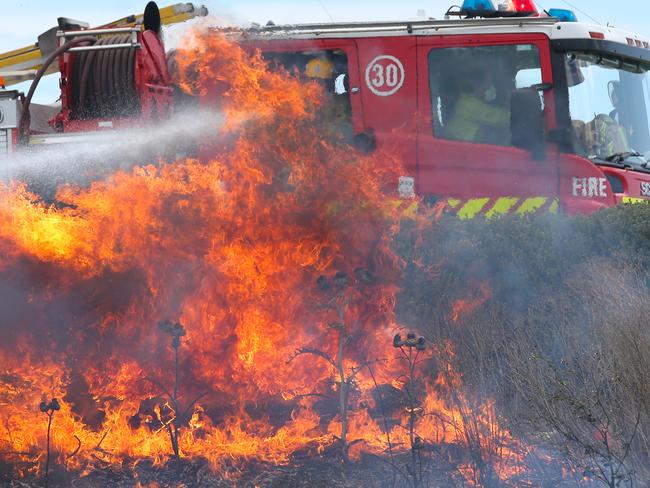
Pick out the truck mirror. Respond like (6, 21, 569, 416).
(511, 88, 545, 160)
(334, 74, 348, 95)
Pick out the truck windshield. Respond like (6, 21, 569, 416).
(566, 52, 650, 161)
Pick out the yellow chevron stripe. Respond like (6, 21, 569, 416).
(403, 202, 419, 218)
(447, 198, 461, 209)
(457, 198, 491, 220)
(622, 196, 646, 204)
(387, 196, 560, 220)
(387, 199, 419, 219)
(516, 197, 548, 215)
(485, 197, 520, 218)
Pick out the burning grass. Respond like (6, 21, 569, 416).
(0, 30, 528, 487)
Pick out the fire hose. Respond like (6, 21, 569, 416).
(19, 36, 96, 143)
(73, 34, 139, 119)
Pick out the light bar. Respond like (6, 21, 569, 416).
(548, 8, 578, 22)
(460, 0, 496, 16)
(499, 0, 537, 14)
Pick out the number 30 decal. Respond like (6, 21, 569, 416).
(365, 55, 405, 97)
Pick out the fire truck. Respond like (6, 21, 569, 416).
(2, 0, 650, 218)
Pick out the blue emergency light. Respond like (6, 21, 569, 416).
(548, 8, 578, 22)
(460, 0, 496, 16)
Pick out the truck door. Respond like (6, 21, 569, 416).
(256, 39, 364, 136)
(416, 34, 560, 218)
(355, 36, 418, 175)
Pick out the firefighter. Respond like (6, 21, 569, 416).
(305, 56, 335, 81)
(445, 67, 510, 145)
(573, 114, 629, 159)
(305, 54, 353, 139)
(568, 82, 629, 158)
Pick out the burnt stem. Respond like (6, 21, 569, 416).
(44, 411, 53, 488)
(336, 298, 349, 463)
(171, 336, 181, 460)
(407, 348, 420, 488)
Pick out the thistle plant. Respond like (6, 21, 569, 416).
(39, 398, 60, 488)
(289, 268, 374, 462)
(393, 332, 427, 488)
(145, 320, 207, 462)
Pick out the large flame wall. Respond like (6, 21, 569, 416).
(0, 31, 520, 481)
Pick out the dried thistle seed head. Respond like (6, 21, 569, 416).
(316, 275, 331, 292)
(405, 333, 418, 347)
(333, 271, 348, 291)
(159, 320, 186, 338)
(171, 323, 186, 337)
(39, 401, 49, 413)
(51, 398, 60, 411)
(393, 334, 403, 348)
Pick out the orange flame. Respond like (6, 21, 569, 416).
(0, 29, 526, 482)
(451, 281, 493, 324)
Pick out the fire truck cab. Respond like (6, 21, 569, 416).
(233, 0, 650, 217)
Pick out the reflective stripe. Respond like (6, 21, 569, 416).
(447, 198, 461, 209)
(388, 196, 560, 221)
(516, 197, 548, 215)
(457, 198, 491, 220)
(390, 199, 419, 219)
(403, 202, 418, 218)
(621, 196, 645, 204)
(484, 197, 519, 218)
(447, 196, 560, 219)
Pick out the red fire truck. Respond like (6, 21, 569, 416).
(2, 0, 650, 218)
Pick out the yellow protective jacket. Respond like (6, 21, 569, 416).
(445, 94, 510, 144)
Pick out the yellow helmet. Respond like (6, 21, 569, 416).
(305, 58, 335, 79)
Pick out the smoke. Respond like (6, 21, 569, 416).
(396, 206, 650, 483)
(0, 108, 225, 199)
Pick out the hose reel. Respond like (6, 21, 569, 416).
(71, 35, 139, 119)
(69, 2, 165, 120)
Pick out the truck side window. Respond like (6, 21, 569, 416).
(429, 44, 542, 146)
(262, 50, 353, 138)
